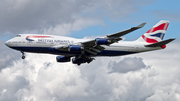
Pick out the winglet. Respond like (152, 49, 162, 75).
(108, 22, 146, 38)
(137, 22, 146, 28)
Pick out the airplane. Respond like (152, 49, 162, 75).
(5, 20, 175, 65)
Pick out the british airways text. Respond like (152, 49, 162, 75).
(38, 39, 74, 44)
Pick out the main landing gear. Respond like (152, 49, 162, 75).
(21, 51, 25, 59)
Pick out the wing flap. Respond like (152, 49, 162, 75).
(85, 50, 97, 55)
(55, 22, 146, 56)
(91, 48, 101, 53)
(82, 40, 105, 51)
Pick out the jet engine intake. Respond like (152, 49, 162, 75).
(95, 38, 111, 45)
(68, 45, 83, 52)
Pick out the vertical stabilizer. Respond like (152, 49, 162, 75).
(136, 20, 170, 43)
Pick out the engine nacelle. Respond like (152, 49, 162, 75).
(68, 45, 83, 52)
(72, 58, 86, 65)
(56, 56, 70, 62)
(95, 38, 111, 45)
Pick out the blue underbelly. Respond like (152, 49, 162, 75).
(10, 46, 138, 56)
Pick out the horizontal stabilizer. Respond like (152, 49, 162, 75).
(145, 38, 175, 47)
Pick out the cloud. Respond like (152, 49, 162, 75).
(42, 17, 103, 36)
(0, 0, 91, 34)
(145, 83, 180, 101)
(108, 57, 147, 73)
(0, 67, 29, 101)
(0, 0, 152, 35)
(0, 40, 21, 70)
(0, 54, 89, 101)
(0, 39, 179, 101)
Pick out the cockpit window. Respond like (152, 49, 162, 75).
(16, 35, 21, 37)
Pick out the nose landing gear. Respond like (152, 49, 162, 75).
(21, 51, 25, 59)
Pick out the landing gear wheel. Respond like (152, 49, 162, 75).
(22, 56, 25, 59)
(21, 51, 25, 59)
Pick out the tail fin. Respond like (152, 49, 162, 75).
(136, 20, 170, 43)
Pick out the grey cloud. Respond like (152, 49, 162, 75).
(0, 0, 91, 34)
(0, 40, 21, 71)
(108, 57, 147, 73)
(0, 0, 153, 35)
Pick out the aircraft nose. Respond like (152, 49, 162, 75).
(5, 41, 10, 47)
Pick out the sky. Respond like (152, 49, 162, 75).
(0, 0, 180, 101)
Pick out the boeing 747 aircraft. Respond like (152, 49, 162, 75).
(5, 20, 175, 65)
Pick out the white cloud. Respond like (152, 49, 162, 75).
(0, 54, 89, 101)
(0, 39, 179, 101)
(0, 40, 21, 70)
(41, 17, 103, 36)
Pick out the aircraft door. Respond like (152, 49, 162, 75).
(27, 41, 32, 46)
(135, 45, 139, 52)
(50, 41, 54, 46)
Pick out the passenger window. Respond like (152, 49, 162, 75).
(12, 41, 17, 43)
(16, 35, 21, 37)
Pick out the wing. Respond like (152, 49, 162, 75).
(55, 41, 105, 55)
(106, 22, 146, 38)
(82, 40, 105, 55)
(56, 22, 146, 55)
(81, 22, 146, 55)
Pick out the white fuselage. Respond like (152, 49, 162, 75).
(5, 34, 162, 57)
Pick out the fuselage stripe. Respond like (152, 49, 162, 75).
(26, 36, 52, 38)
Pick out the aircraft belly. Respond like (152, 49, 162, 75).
(10, 46, 80, 56)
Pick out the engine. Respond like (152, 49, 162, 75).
(56, 56, 70, 62)
(68, 45, 83, 52)
(95, 38, 111, 45)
